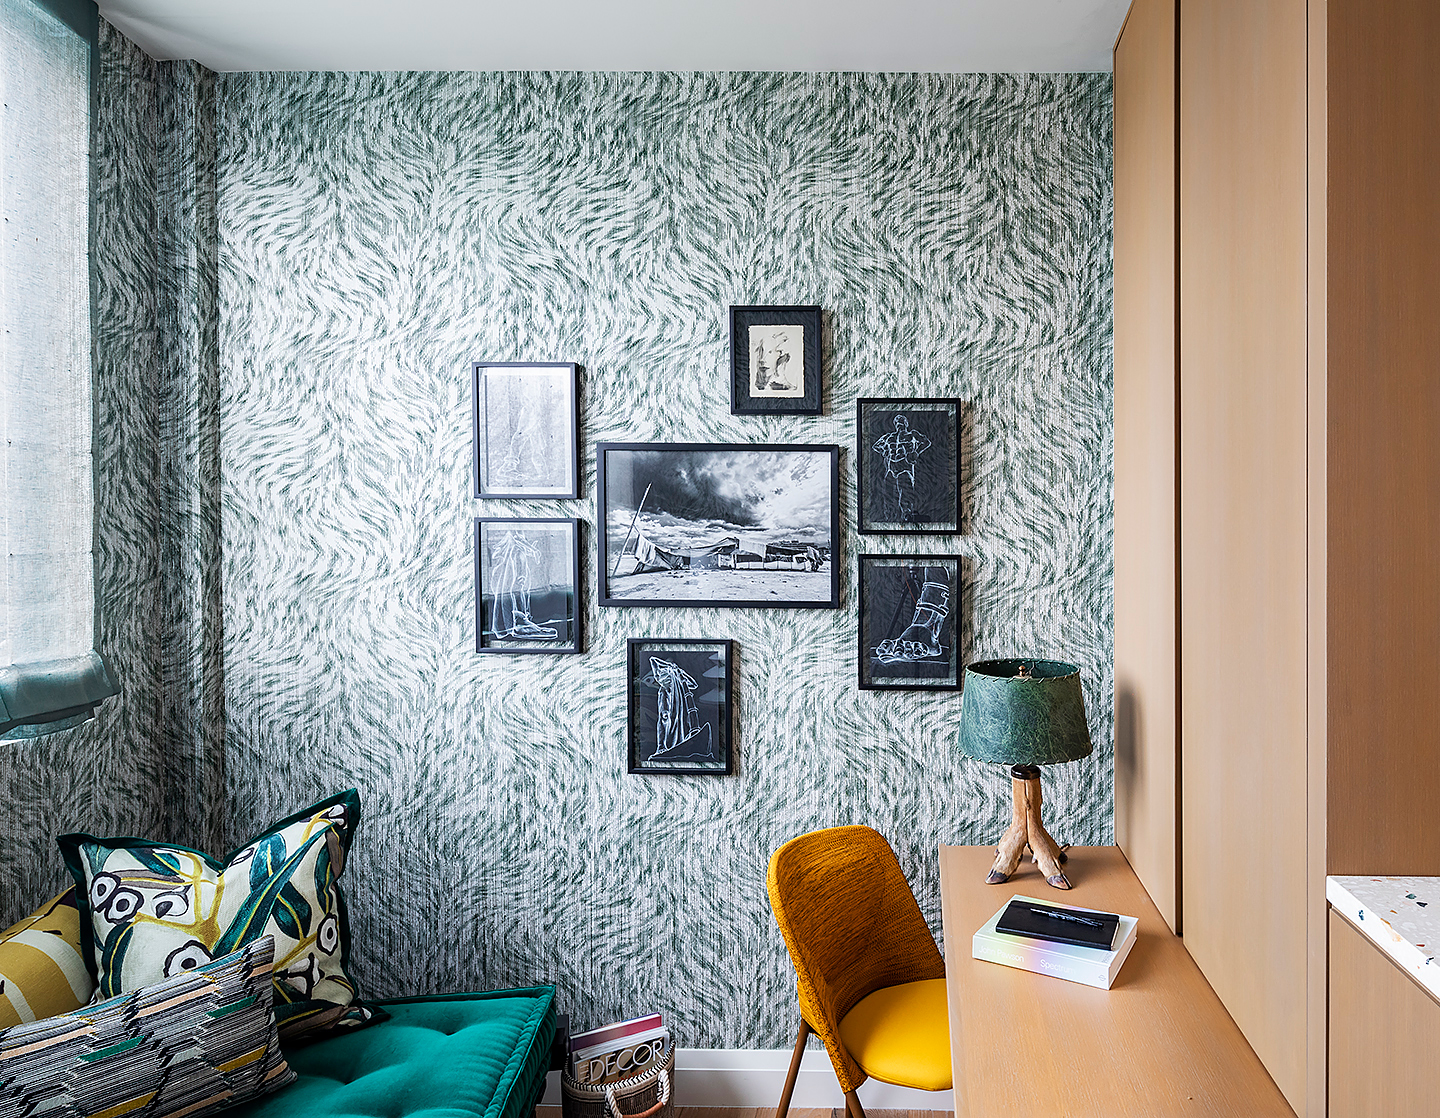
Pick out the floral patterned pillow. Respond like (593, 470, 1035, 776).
(59, 789, 375, 1041)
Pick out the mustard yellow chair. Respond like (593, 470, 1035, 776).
(766, 825, 951, 1118)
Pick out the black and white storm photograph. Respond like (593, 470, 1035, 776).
(598, 443, 840, 607)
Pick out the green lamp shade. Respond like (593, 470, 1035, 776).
(958, 658, 1093, 766)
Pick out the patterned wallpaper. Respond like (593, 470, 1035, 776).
(0, 25, 166, 922)
(2, 55, 1113, 1051)
(211, 71, 1113, 1046)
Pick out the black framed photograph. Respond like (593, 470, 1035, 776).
(729, 305, 822, 415)
(856, 398, 960, 533)
(475, 518, 581, 654)
(627, 639, 734, 775)
(858, 555, 962, 690)
(597, 442, 841, 608)
(472, 362, 580, 498)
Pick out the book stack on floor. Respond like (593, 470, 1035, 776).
(973, 895, 1139, 990)
(562, 1013, 673, 1118)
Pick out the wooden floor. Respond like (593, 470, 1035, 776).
(540, 1110, 951, 1118)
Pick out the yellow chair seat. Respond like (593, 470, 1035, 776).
(837, 977, 952, 1092)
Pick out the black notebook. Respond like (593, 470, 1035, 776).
(995, 898, 1121, 950)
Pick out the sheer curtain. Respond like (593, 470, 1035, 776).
(0, 0, 116, 738)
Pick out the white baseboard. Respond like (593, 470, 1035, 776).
(544, 1048, 954, 1111)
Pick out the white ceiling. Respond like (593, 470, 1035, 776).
(96, 0, 1131, 73)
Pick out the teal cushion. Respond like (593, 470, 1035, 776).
(227, 987, 556, 1118)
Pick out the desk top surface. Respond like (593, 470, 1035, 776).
(938, 845, 1294, 1118)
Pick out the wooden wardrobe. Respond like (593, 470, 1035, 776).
(1114, 1, 1440, 1114)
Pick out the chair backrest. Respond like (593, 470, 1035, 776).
(767, 825, 945, 1036)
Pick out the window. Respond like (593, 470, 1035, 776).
(0, 0, 116, 738)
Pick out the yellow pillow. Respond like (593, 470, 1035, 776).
(0, 888, 94, 1028)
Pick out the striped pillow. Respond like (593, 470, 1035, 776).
(0, 935, 294, 1118)
(0, 889, 94, 1029)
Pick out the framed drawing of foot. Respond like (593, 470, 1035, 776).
(858, 554, 962, 690)
(627, 639, 734, 775)
(475, 518, 581, 654)
(856, 398, 960, 533)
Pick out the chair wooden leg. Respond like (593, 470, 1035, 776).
(776, 1020, 811, 1118)
(843, 1089, 867, 1118)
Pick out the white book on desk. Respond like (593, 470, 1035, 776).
(972, 895, 1139, 990)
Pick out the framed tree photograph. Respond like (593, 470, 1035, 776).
(475, 518, 581, 654)
(627, 639, 734, 775)
(472, 362, 580, 498)
(729, 305, 823, 415)
(858, 554, 962, 690)
(856, 398, 960, 533)
(597, 442, 841, 608)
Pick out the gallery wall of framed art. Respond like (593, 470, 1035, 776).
(172, 70, 1114, 1055)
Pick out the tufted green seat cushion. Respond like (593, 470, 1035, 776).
(227, 987, 556, 1118)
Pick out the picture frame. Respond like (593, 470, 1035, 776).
(472, 362, 580, 498)
(597, 442, 841, 609)
(856, 398, 961, 533)
(627, 639, 734, 775)
(857, 554, 962, 690)
(475, 517, 582, 654)
(729, 305, 823, 415)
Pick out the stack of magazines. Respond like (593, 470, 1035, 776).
(568, 1013, 671, 1086)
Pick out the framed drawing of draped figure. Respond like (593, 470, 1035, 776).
(627, 639, 734, 774)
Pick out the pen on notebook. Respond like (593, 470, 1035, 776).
(1031, 907, 1103, 928)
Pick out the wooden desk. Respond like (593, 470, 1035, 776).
(939, 846, 1294, 1117)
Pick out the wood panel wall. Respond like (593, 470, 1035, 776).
(1324, 0, 1440, 877)
(1113, 0, 1180, 934)
(1177, 0, 1310, 1111)
(1328, 910, 1440, 1115)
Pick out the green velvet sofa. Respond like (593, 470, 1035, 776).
(229, 987, 558, 1118)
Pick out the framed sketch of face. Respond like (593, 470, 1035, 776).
(627, 639, 734, 774)
(729, 306, 822, 415)
(475, 518, 581, 654)
(472, 362, 580, 498)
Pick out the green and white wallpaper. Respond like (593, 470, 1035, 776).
(3, 42, 1113, 1052)
(0, 26, 167, 916)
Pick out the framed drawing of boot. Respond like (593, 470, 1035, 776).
(475, 518, 581, 654)
(627, 639, 734, 774)
(857, 554, 962, 690)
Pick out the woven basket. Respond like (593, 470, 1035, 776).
(561, 1043, 674, 1118)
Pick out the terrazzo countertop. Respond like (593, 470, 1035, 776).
(1327, 875, 1440, 1001)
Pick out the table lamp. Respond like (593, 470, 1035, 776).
(958, 658, 1092, 889)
